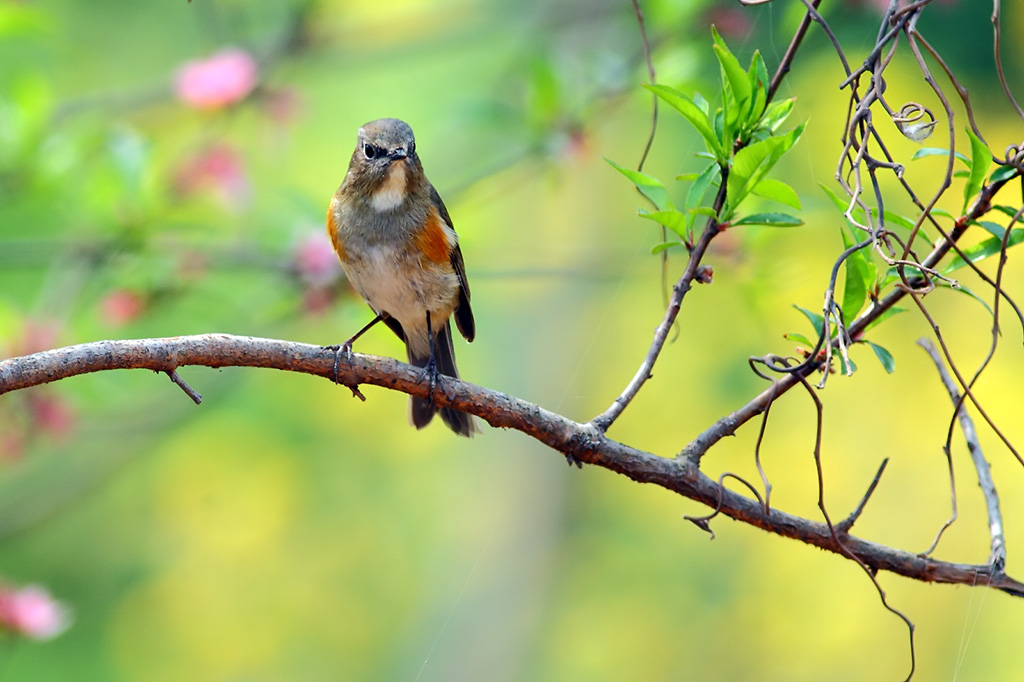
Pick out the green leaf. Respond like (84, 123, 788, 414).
(994, 205, 1024, 221)
(750, 178, 801, 209)
(730, 212, 803, 227)
(794, 304, 825, 337)
(990, 165, 1019, 184)
(784, 332, 814, 347)
(606, 158, 675, 211)
(638, 208, 689, 237)
(748, 51, 769, 125)
(863, 305, 906, 332)
(840, 225, 874, 325)
(693, 90, 711, 116)
(911, 147, 970, 165)
(878, 264, 930, 289)
(651, 241, 685, 255)
(683, 163, 720, 231)
(711, 27, 750, 145)
(644, 84, 725, 161)
(684, 164, 719, 207)
(711, 26, 752, 108)
(688, 206, 719, 219)
(821, 183, 852, 213)
(942, 228, 1024, 274)
(758, 99, 795, 134)
(963, 127, 992, 214)
(820, 184, 930, 241)
(724, 122, 805, 220)
(865, 341, 896, 373)
(973, 220, 1007, 240)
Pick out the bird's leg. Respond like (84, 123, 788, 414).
(424, 311, 439, 405)
(323, 313, 383, 384)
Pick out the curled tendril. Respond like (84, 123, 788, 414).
(892, 102, 936, 142)
(1000, 142, 1024, 171)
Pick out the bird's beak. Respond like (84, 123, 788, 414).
(389, 148, 408, 161)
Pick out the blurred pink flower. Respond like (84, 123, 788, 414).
(293, 232, 344, 315)
(294, 232, 342, 289)
(100, 289, 146, 327)
(27, 393, 75, 442)
(4, 319, 59, 358)
(172, 143, 252, 211)
(0, 585, 71, 640)
(174, 48, 258, 110)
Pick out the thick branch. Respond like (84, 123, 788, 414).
(1, 334, 1021, 596)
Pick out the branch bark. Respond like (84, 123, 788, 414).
(2, 333, 1022, 597)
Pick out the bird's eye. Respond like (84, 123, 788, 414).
(363, 144, 377, 159)
(408, 142, 416, 154)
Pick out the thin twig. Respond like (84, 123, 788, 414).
(918, 338, 1007, 570)
(683, 472, 766, 538)
(166, 369, 202, 405)
(991, 0, 1024, 121)
(837, 458, 890, 534)
(766, 0, 824, 103)
(796, 374, 916, 682)
(629, 0, 670, 305)
(590, 179, 727, 432)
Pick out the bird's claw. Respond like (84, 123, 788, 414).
(321, 342, 355, 385)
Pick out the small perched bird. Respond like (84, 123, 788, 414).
(327, 118, 477, 436)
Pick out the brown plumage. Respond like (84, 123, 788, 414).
(327, 119, 477, 436)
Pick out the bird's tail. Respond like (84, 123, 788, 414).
(407, 320, 477, 437)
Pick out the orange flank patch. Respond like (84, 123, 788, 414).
(326, 203, 345, 261)
(415, 208, 453, 265)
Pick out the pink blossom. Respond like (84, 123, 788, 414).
(27, 393, 75, 442)
(100, 289, 146, 327)
(0, 585, 71, 640)
(172, 143, 252, 211)
(294, 232, 342, 289)
(174, 48, 258, 110)
(293, 232, 344, 315)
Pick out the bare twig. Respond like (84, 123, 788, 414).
(165, 369, 202, 405)
(683, 471, 766, 538)
(837, 458, 890, 534)
(918, 338, 1007, 570)
(991, 0, 1024, 122)
(766, 0, 824, 103)
(630, 0, 672, 309)
(796, 374, 916, 682)
(590, 180, 727, 432)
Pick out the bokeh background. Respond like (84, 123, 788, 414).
(2, 0, 1024, 679)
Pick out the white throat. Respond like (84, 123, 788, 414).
(370, 162, 407, 212)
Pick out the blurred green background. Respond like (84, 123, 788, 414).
(2, 0, 1024, 679)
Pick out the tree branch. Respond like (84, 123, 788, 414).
(2, 333, 1022, 597)
(918, 338, 1006, 569)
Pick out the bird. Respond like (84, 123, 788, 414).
(326, 118, 477, 436)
